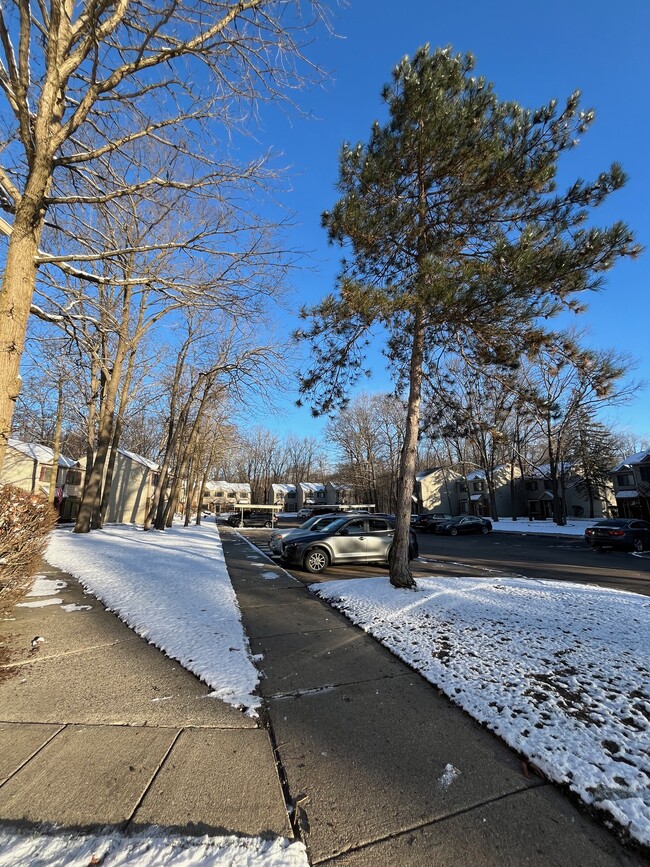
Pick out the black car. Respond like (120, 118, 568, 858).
(412, 512, 454, 533)
(226, 510, 276, 528)
(281, 515, 419, 574)
(584, 518, 650, 552)
(436, 515, 492, 536)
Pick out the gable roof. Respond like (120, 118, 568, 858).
(612, 449, 650, 473)
(116, 447, 159, 471)
(8, 437, 77, 468)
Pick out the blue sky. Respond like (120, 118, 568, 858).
(255, 0, 649, 443)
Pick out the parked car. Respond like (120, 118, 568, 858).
(281, 515, 419, 574)
(269, 512, 365, 556)
(436, 516, 492, 536)
(296, 508, 312, 520)
(412, 512, 454, 533)
(584, 518, 650, 552)
(226, 510, 276, 528)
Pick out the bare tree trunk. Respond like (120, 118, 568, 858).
(0, 205, 45, 470)
(48, 380, 64, 508)
(389, 306, 425, 589)
(196, 441, 218, 526)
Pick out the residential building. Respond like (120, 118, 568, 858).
(611, 450, 650, 520)
(0, 437, 83, 521)
(202, 481, 252, 513)
(297, 482, 327, 511)
(523, 464, 614, 520)
(414, 467, 462, 515)
(325, 481, 355, 507)
(457, 466, 516, 517)
(103, 448, 160, 525)
(268, 483, 297, 512)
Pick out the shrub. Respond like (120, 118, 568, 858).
(0, 484, 58, 610)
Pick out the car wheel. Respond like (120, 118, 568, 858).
(633, 538, 644, 553)
(304, 548, 329, 574)
(481, 525, 489, 535)
(264, 520, 272, 528)
(450, 527, 458, 536)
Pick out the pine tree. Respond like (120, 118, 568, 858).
(297, 45, 639, 588)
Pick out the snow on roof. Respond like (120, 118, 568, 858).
(466, 469, 486, 481)
(272, 483, 296, 494)
(300, 482, 325, 493)
(612, 449, 650, 472)
(328, 481, 353, 490)
(8, 437, 77, 468)
(116, 447, 159, 471)
(213, 481, 251, 494)
(615, 490, 639, 499)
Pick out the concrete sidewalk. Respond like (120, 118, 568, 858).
(0, 560, 291, 840)
(0, 533, 646, 866)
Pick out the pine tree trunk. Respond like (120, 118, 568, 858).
(389, 306, 425, 589)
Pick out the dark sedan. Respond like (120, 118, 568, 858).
(584, 518, 650, 552)
(436, 515, 492, 536)
(412, 512, 454, 533)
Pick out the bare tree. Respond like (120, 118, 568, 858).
(0, 0, 329, 469)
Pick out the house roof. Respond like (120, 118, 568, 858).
(271, 483, 296, 494)
(213, 481, 251, 494)
(8, 437, 77, 468)
(466, 469, 486, 481)
(116, 447, 159, 471)
(612, 449, 650, 472)
(299, 482, 325, 493)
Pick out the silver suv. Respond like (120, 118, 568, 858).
(281, 515, 418, 574)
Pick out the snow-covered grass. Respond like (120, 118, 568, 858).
(45, 522, 261, 713)
(312, 575, 650, 847)
(0, 829, 309, 867)
(492, 517, 594, 536)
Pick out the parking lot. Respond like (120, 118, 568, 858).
(234, 519, 650, 597)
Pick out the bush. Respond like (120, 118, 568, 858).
(0, 484, 58, 610)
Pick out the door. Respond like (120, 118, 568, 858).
(330, 517, 368, 562)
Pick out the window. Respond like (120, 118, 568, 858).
(525, 480, 538, 491)
(543, 480, 552, 490)
(473, 481, 484, 492)
(346, 519, 366, 535)
(458, 482, 468, 493)
(640, 466, 650, 483)
(317, 490, 325, 499)
(368, 519, 389, 532)
(287, 491, 296, 499)
(39, 466, 50, 481)
(66, 469, 82, 486)
(616, 473, 634, 487)
(227, 492, 236, 499)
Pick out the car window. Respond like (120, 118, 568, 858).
(344, 519, 366, 534)
(368, 519, 390, 532)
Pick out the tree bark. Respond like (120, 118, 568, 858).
(389, 306, 425, 589)
(0, 206, 44, 470)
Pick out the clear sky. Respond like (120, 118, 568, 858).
(253, 0, 649, 444)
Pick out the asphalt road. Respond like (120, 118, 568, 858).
(236, 521, 650, 597)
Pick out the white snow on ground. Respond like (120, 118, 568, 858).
(312, 575, 650, 847)
(0, 828, 309, 867)
(493, 517, 590, 536)
(45, 522, 261, 714)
